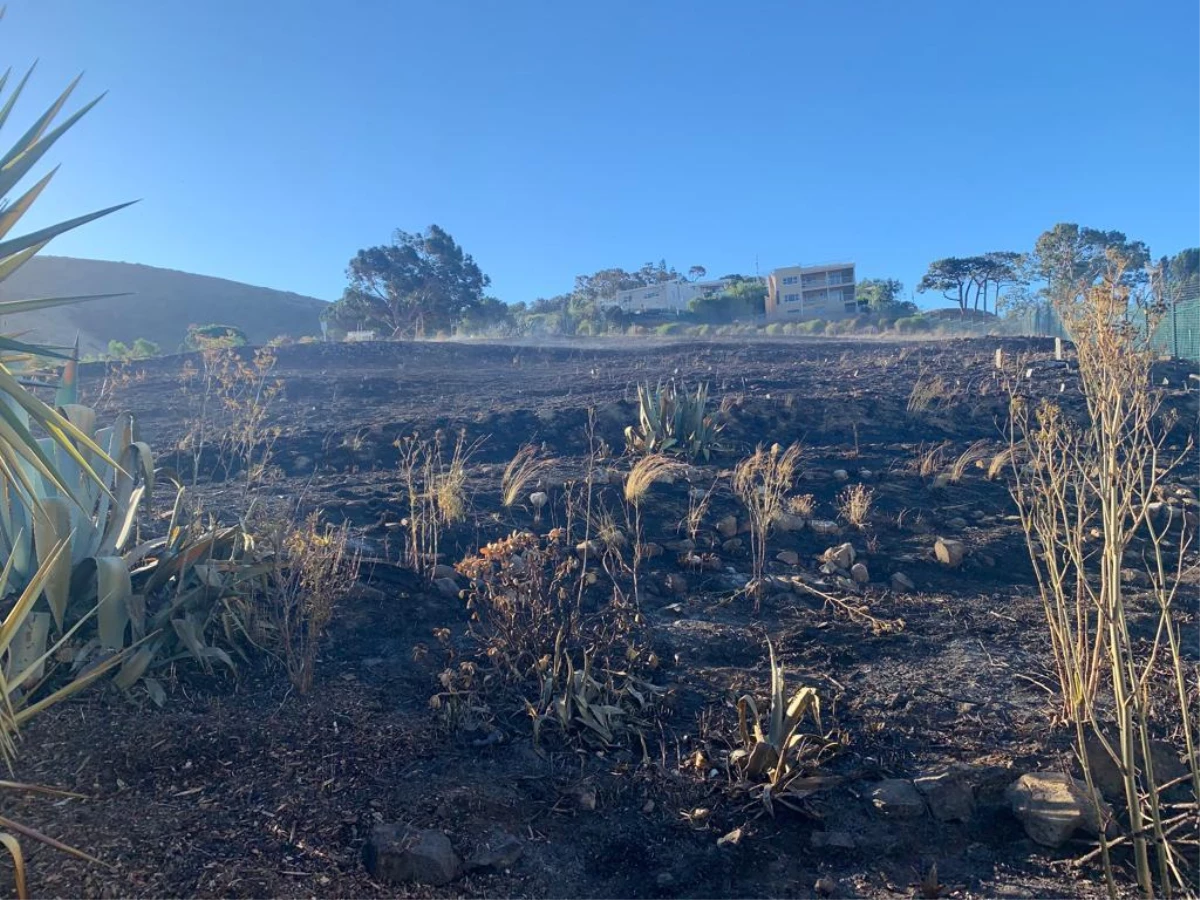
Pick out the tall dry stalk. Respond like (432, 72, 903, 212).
(396, 431, 476, 577)
(732, 443, 801, 606)
(1009, 256, 1197, 898)
(624, 454, 682, 603)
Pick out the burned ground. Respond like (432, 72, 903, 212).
(8, 336, 1198, 899)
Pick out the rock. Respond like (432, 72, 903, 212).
(365, 825, 462, 885)
(776, 550, 800, 566)
(815, 875, 838, 896)
(576, 540, 602, 557)
(665, 538, 696, 552)
(663, 573, 688, 596)
(914, 769, 976, 823)
(1120, 567, 1150, 588)
(809, 519, 841, 535)
(891, 571, 916, 592)
(824, 542, 855, 570)
(934, 537, 965, 568)
(431, 564, 458, 581)
(850, 562, 869, 584)
(945, 517, 968, 531)
(869, 779, 926, 819)
(466, 832, 523, 872)
(575, 786, 597, 810)
(832, 469, 850, 482)
(641, 542, 664, 559)
(721, 537, 744, 554)
(859, 469, 874, 480)
(1007, 772, 1111, 848)
(434, 578, 461, 599)
(715, 515, 739, 539)
(810, 831, 856, 850)
(1086, 731, 1188, 802)
(930, 472, 952, 491)
(776, 513, 807, 532)
(528, 491, 549, 511)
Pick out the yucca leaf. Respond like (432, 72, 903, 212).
(0, 201, 137, 266)
(0, 292, 132, 316)
(0, 831, 26, 900)
(93, 556, 130, 650)
(0, 85, 99, 199)
(0, 72, 82, 171)
(0, 62, 35, 136)
(0, 167, 56, 242)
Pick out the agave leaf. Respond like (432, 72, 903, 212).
(0, 831, 26, 900)
(31, 498, 72, 627)
(0, 241, 47, 285)
(92, 556, 131, 650)
(2, 611, 48, 690)
(0, 86, 104, 200)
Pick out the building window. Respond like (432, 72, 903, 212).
(784, 292, 800, 303)
(782, 275, 799, 285)
(643, 290, 659, 299)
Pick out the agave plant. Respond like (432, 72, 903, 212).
(624, 380, 722, 461)
(731, 640, 835, 815)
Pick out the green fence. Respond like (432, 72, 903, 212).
(1011, 296, 1199, 364)
(1146, 297, 1200, 362)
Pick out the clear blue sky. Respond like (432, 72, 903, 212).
(7, 0, 1198, 308)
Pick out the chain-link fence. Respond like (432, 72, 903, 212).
(1008, 290, 1200, 364)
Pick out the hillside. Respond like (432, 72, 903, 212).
(0, 256, 328, 355)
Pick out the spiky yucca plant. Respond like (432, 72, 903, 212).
(0, 34, 135, 895)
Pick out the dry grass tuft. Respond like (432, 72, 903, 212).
(949, 439, 992, 484)
(787, 493, 816, 517)
(836, 484, 874, 528)
(502, 444, 555, 507)
(624, 454, 683, 505)
(733, 443, 802, 601)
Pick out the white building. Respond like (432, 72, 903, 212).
(605, 278, 733, 314)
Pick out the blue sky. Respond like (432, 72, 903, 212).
(6, 0, 1198, 308)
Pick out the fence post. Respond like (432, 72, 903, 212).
(1054, 337, 1063, 361)
(1172, 301, 1179, 359)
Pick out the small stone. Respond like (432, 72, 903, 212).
(1007, 772, 1111, 848)
(824, 542, 855, 570)
(776, 550, 800, 566)
(930, 472, 952, 490)
(663, 573, 688, 596)
(665, 538, 696, 552)
(576, 787, 597, 810)
(528, 491, 549, 510)
(576, 540, 602, 557)
(641, 541, 664, 559)
(776, 513, 807, 532)
(715, 515, 739, 539)
(859, 469, 874, 480)
(1120, 568, 1150, 587)
(642, 799, 655, 814)
(870, 779, 926, 819)
(365, 825, 462, 885)
(934, 537, 965, 568)
(431, 564, 458, 581)
(850, 562, 869, 584)
(891, 572, 915, 592)
(945, 517, 968, 531)
(809, 519, 840, 535)
(832, 469, 850, 481)
(434, 578, 461, 599)
(815, 875, 838, 896)
(810, 831, 856, 849)
(721, 537, 744, 554)
(466, 832, 523, 872)
(914, 769, 976, 823)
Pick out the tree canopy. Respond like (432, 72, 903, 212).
(325, 225, 491, 336)
(855, 278, 905, 312)
(1030, 223, 1150, 300)
(917, 253, 1024, 314)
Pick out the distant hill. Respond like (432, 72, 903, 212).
(0, 256, 328, 355)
